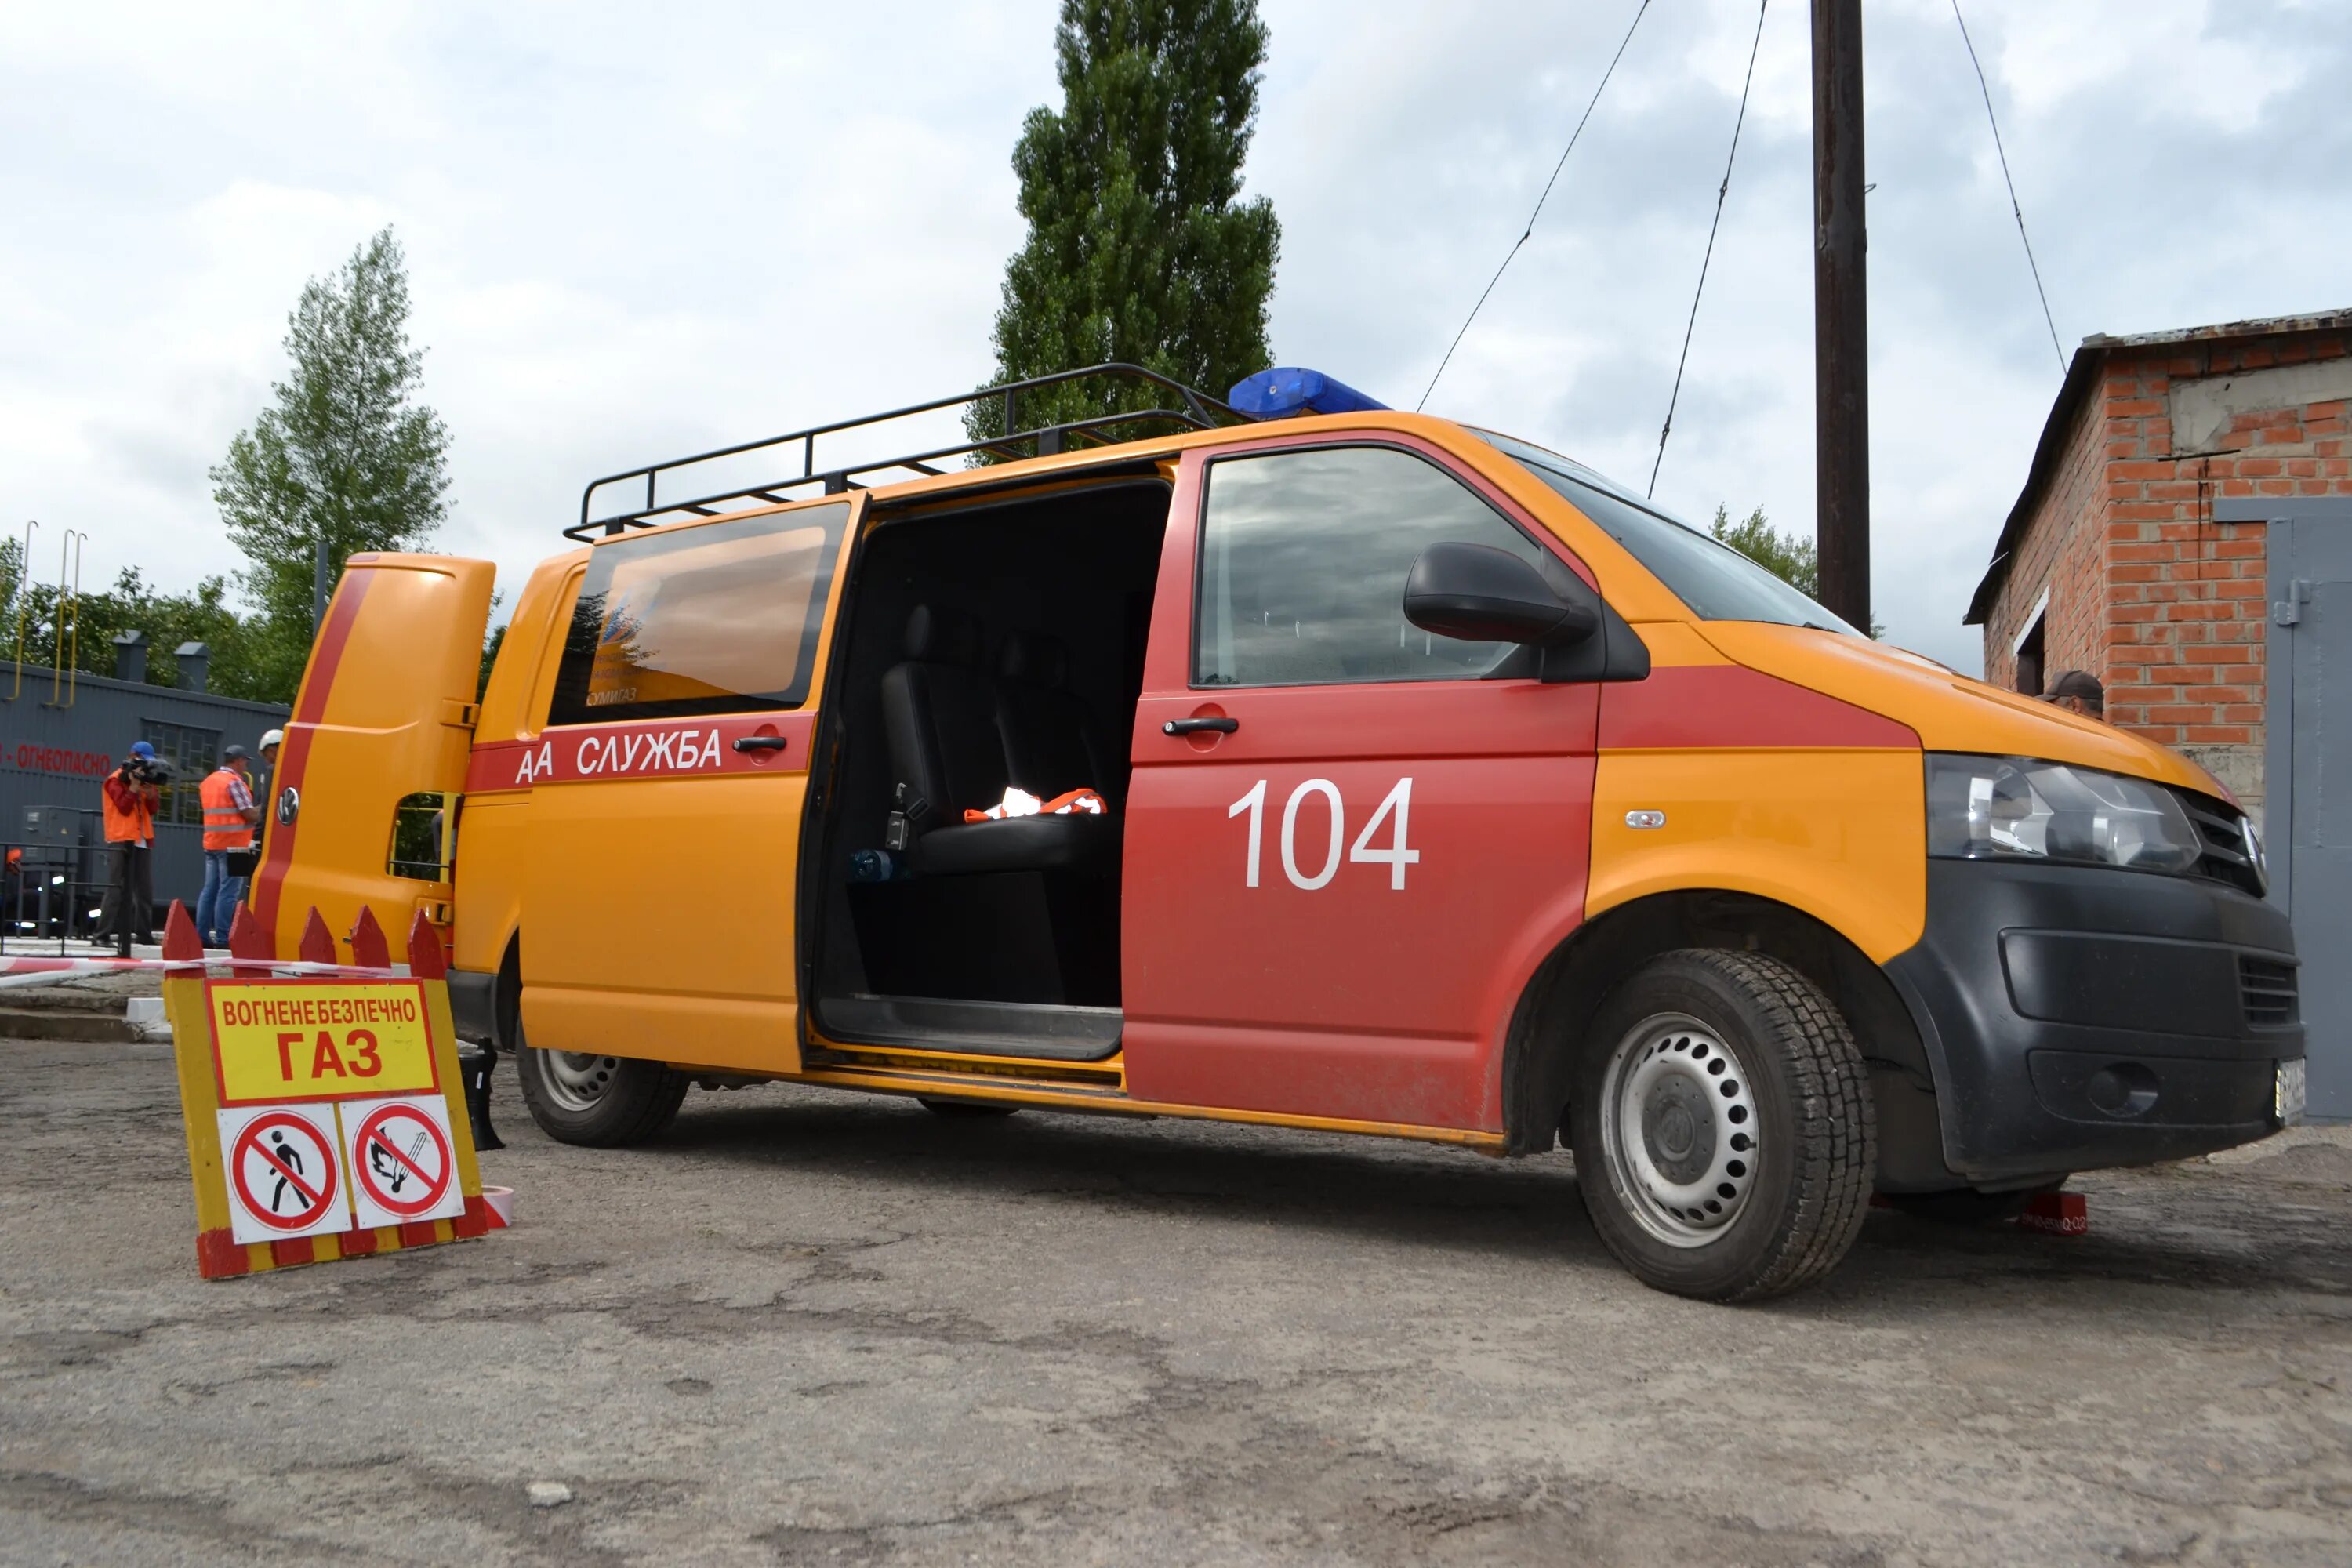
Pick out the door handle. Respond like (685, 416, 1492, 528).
(1163, 717, 1239, 736)
(732, 735, 790, 753)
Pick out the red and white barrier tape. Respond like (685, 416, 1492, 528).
(0, 954, 407, 988)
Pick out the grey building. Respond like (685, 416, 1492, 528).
(0, 634, 289, 936)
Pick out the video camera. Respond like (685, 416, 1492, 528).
(121, 755, 172, 786)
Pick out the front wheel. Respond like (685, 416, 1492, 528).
(515, 1030, 688, 1147)
(1568, 949, 1875, 1303)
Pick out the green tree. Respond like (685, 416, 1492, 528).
(967, 0, 1281, 455)
(1710, 505, 1883, 637)
(211, 227, 451, 701)
(1711, 504, 1819, 597)
(478, 619, 506, 702)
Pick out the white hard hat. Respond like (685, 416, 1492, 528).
(259, 728, 284, 750)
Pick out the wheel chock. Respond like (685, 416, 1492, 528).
(2016, 1190, 2088, 1236)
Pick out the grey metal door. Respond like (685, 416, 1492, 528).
(2252, 499, 2352, 1120)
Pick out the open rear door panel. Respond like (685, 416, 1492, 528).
(252, 553, 495, 957)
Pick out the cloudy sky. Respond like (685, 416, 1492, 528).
(4, 0, 2344, 673)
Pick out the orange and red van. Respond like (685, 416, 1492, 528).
(260, 365, 2303, 1301)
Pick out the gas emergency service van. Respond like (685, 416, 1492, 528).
(256, 364, 2303, 1301)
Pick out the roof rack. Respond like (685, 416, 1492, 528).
(569, 363, 1245, 541)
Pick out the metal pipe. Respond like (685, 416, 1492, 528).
(64, 532, 84, 706)
(12, 520, 34, 702)
(49, 529, 69, 704)
(313, 532, 328, 634)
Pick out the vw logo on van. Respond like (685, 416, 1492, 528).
(276, 786, 299, 826)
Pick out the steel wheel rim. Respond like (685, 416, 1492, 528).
(1599, 1011, 1762, 1249)
(540, 1050, 620, 1113)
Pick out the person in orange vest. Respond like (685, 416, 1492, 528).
(197, 744, 261, 949)
(96, 741, 165, 957)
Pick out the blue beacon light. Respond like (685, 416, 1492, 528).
(1227, 367, 1389, 419)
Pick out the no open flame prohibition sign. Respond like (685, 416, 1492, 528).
(340, 1096, 466, 1229)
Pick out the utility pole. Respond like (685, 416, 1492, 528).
(1812, 0, 1871, 630)
(313, 532, 328, 633)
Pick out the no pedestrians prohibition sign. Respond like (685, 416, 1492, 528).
(222, 1105, 347, 1245)
(343, 1096, 465, 1230)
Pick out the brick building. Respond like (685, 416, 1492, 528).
(1965, 310, 2352, 825)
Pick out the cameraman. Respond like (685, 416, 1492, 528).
(96, 741, 165, 958)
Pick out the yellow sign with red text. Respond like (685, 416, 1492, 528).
(208, 979, 440, 1106)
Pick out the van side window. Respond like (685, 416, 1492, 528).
(1194, 445, 1548, 687)
(549, 501, 851, 725)
(387, 791, 454, 881)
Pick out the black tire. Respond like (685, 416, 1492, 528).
(918, 1098, 1021, 1119)
(1568, 949, 1875, 1303)
(514, 1025, 688, 1148)
(1882, 1180, 2065, 1226)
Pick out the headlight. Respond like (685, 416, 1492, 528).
(1926, 754, 2203, 874)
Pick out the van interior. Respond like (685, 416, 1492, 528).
(806, 477, 1170, 1061)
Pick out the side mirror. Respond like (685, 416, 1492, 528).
(1403, 541, 1599, 648)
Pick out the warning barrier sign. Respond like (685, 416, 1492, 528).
(342, 1095, 464, 1229)
(163, 902, 491, 1279)
(220, 1104, 350, 1244)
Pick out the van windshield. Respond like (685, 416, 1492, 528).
(1473, 430, 1861, 637)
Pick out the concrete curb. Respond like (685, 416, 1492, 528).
(0, 1004, 141, 1043)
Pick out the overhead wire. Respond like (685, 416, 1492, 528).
(1648, 0, 1768, 498)
(1415, 0, 1652, 413)
(1953, 0, 2065, 373)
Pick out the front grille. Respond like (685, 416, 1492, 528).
(2239, 956, 2299, 1028)
(2174, 789, 2265, 897)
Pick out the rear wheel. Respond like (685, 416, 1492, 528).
(515, 1028, 688, 1147)
(1569, 949, 1875, 1303)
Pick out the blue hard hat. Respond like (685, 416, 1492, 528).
(128, 742, 156, 760)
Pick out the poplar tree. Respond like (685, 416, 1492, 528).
(211, 227, 450, 699)
(967, 0, 1281, 452)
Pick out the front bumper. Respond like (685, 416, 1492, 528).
(1884, 858, 2302, 1185)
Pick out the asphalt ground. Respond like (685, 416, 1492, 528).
(2, 1033, 2349, 1566)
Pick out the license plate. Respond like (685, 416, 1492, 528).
(2275, 1059, 2307, 1126)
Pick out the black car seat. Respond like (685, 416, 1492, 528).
(995, 630, 1109, 802)
(880, 607, 1113, 877)
(880, 603, 1004, 829)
